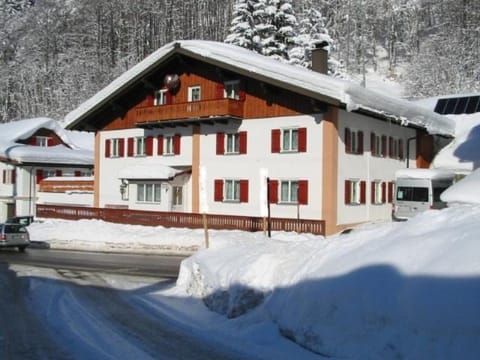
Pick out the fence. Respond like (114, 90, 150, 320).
(36, 205, 325, 235)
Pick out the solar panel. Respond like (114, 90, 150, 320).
(434, 95, 480, 115)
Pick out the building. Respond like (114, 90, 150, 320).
(0, 117, 94, 220)
(63, 40, 454, 235)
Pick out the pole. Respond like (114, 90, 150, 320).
(267, 177, 271, 238)
(202, 212, 209, 249)
(406, 136, 416, 168)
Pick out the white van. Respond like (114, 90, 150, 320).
(392, 169, 455, 221)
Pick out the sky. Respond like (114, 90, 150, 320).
(28, 188, 480, 359)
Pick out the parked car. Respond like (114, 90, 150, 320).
(0, 223, 30, 252)
(7, 215, 34, 226)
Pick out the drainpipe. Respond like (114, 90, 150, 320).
(406, 136, 416, 168)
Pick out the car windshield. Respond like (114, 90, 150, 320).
(396, 186, 429, 202)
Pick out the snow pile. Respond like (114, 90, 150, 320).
(441, 168, 480, 205)
(177, 206, 480, 359)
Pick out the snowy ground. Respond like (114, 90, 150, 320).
(26, 202, 480, 359)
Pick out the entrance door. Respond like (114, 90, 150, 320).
(171, 186, 184, 212)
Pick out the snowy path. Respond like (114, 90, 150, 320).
(0, 263, 255, 360)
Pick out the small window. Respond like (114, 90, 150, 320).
(226, 133, 240, 154)
(224, 80, 240, 100)
(280, 180, 299, 203)
(137, 183, 161, 203)
(282, 128, 299, 152)
(373, 181, 383, 204)
(172, 186, 183, 206)
(135, 137, 146, 156)
(111, 139, 120, 157)
(396, 186, 429, 202)
(188, 86, 201, 102)
(164, 136, 174, 155)
(36, 136, 50, 147)
(154, 89, 168, 106)
(224, 179, 240, 202)
(345, 179, 365, 205)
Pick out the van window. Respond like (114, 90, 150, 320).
(396, 186, 429, 202)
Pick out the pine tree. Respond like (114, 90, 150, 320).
(225, 0, 256, 49)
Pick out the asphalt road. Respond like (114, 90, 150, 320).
(0, 246, 186, 278)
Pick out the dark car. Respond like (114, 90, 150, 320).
(0, 224, 30, 252)
(7, 215, 34, 226)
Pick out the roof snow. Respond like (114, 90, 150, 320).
(64, 40, 454, 136)
(0, 117, 94, 165)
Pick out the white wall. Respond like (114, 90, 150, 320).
(37, 191, 93, 207)
(201, 114, 324, 220)
(336, 110, 417, 225)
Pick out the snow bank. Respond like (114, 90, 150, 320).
(441, 168, 480, 204)
(177, 205, 480, 359)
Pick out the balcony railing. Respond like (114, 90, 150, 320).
(135, 98, 244, 125)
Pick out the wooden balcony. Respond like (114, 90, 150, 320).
(39, 179, 94, 193)
(135, 98, 244, 127)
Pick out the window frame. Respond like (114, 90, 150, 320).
(188, 86, 201, 102)
(224, 179, 241, 202)
(281, 128, 299, 153)
(135, 137, 146, 157)
(172, 186, 183, 206)
(279, 180, 299, 204)
(164, 136, 174, 155)
(154, 89, 168, 106)
(225, 133, 240, 154)
(36, 136, 50, 147)
(136, 183, 161, 203)
(224, 80, 240, 100)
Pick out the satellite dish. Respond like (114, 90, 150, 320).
(163, 74, 180, 90)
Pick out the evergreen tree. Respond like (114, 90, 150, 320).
(225, 0, 256, 49)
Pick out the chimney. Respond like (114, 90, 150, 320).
(311, 41, 329, 74)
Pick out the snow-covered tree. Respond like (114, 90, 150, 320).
(225, 0, 256, 49)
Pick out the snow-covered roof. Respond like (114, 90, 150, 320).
(395, 168, 455, 180)
(118, 165, 184, 180)
(0, 117, 94, 166)
(64, 40, 454, 136)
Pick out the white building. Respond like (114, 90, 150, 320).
(63, 40, 454, 235)
(0, 118, 94, 221)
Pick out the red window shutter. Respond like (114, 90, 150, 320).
(381, 182, 386, 203)
(345, 180, 351, 204)
(216, 83, 224, 99)
(298, 180, 308, 205)
(74, 171, 81, 177)
(105, 139, 111, 158)
(388, 182, 394, 203)
(389, 136, 394, 158)
(214, 179, 224, 202)
(239, 131, 247, 154)
(56, 170, 62, 177)
(269, 179, 278, 204)
(381, 135, 387, 157)
(398, 139, 404, 160)
(146, 136, 154, 156)
(11, 170, 16, 184)
(127, 138, 134, 157)
(2, 170, 5, 184)
(360, 181, 366, 204)
(165, 91, 172, 105)
(146, 94, 154, 106)
(240, 180, 249, 203)
(298, 128, 307, 152)
(216, 133, 225, 155)
(358, 131, 364, 154)
(30, 137, 37, 145)
(47, 138, 54, 147)
(371, 132, 376, 156)
(371, 182, 375, 204)
(157, 136, 164, 155)
(36, 169, 44, 184)
(173, 134, 181, 155)
(119, 138, 125, 157)
(345, 128, 351, 153)
(271, 129, 281, 153)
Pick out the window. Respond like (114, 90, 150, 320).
(345, 179, 366, 205)
(2, 169, 15, 184)
(135, 137, 146, 156)
(345, 128, 363, 154)
(282, 128, 298, 152)
(137, 183, 161, 203)
(224, 179, 240, 202)
(172, 186, 183, 206)
(154, 89, 168, 106)
(280, 180, 299, 203)
(188, 86, 201, 102)
(226, 133, 239, 154)
(165, 136, 174, 155)
(214, 179, 248, 203)
(396, 186, 429, 202)
(371, 181, 386, 204)
(224, 80, 240, 100)
(216, 132, 247, 155)
(36, 136, 51, 147)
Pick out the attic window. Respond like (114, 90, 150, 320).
(224, 80, 240, 100)
(35, 136, 52, 147)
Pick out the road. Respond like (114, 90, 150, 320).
(0, 248, 255, 360)
(0, 246, 185, 277)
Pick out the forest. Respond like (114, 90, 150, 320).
(1, 0, 479, 122)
